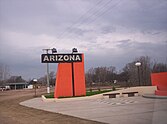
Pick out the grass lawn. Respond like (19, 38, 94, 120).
(86, 90, 112, 96)
(44, 89, 112, 98)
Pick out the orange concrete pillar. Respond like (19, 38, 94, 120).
(54, 54, 86, 98)
(54, 63, 73, 98)
(73, 54, 86, 96)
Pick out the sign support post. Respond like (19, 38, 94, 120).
(42, 49, 51, 94)
(46, 62, 50, 93)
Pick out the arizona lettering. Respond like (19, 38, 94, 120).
(41, 54, 82, 63)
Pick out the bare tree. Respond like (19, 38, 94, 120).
(85, 68, 94, 87)
(152, 62, 167, 73)
(49, 71, 56, 86)
(123, 62, 138, 86)
(0, 63, 10, 86)
(137, 56, 152, 86)
(106, 66, 116, 83)
(85, 66, 117, 87)
(38, 71, 56, 86)
(122, 56, 152, 86)
(38, 75, 47, 85)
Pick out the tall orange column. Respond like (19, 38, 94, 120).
(54, 54, 86, 98)
(73, 55, 86, 96)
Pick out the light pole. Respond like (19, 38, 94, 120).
(71, 48, 78, 97)
(33, 78, 37, 97)
(135, 62, 141, 86)
(43, 48, 57, 94)
(113, 80, 117, 91)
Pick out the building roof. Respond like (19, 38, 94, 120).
(7, 82, 29, 85)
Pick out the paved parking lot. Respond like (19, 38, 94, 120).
(21, 96, 167, 124)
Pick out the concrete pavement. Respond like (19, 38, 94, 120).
(20, 96, 167, 124)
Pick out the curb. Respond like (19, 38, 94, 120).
(142, 94, 167, 99)
(41, 94, 104, 102)
(41, 95, 57, 102)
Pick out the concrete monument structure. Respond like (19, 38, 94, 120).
(151, 72, 167, 96)
(54, 54, 86, 98)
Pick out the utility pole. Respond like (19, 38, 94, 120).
(43, 49, 50, 93)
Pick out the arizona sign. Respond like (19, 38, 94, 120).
(41, 54, 82, 63)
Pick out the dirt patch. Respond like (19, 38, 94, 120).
(0, 88, 103, 124)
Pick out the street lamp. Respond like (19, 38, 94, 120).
(112, 80, 117, 91)
(135, 62, 141, 86)
(72, 48, 78, 53)
(71, 48, 78, 96)
(33, 78, 37, 97)
(52, 48, 57, 54)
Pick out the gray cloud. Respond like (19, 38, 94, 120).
(0, 0, 167, 79)
(85, 40, 167, 71)
(101, 26, 116, 34)
(103, 0, 167, 31)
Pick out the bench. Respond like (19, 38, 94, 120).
(103, 93, 120, 98)
(122, 91, 138, 97)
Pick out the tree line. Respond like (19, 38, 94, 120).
(85, 56, 167, 87)
(0, 62, 56, 86)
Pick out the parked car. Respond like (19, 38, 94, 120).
(0, 86, 6, 91)
(0, 86, 10, 91)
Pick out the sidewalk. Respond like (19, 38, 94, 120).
(20, 96, 167, 124)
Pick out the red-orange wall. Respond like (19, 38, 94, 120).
(54, 54, 86, 98)
(151, 72, 167, 96)
(151, 72, 167, 87)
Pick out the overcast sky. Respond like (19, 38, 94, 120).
(0, 0, 167, 80)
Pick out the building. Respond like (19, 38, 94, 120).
(8, 82, 29, 90)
